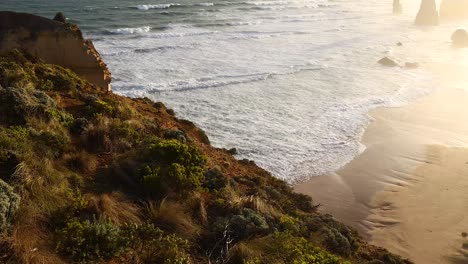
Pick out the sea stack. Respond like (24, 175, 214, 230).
(415, 0, 439, 25)
(451, 29, 468, 47)
(0, 11, 111, 91)
(393, 0, 402, 14)
(440, 0, 468, 20)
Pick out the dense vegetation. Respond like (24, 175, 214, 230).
(0, 49, 411, 263)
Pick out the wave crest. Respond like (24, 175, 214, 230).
(107, 26, 151, 35)
(134, 4, 180, 10)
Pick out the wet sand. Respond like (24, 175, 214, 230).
(295, 64, 468, 263)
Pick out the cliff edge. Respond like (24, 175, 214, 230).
(0, 11, 111, 91)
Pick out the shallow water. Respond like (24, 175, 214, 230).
(2, 0, 467, 182)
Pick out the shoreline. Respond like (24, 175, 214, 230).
(295, 62, 468, 263)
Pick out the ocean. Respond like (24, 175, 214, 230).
(1, 0, 466, 182)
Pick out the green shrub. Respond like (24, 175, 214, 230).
(32, 130, 70, 158)
(214, 208, 269, 240)
(34, 64, 85, 91)
(279, 214, 302, 234)
(0, 126, 31, 160)
(123, 223, 191, 264)
(56, 218, 191, 263)
(141, 165, 163, 194)
(0, 86, 58, 125)
(56, 217, 128, 261)
(312, 215, 358, 257)
(84, 95, 127, 117)
(0, 179, 20, 233)
(322, 227, 353, 257)
(148, 139, 205, 167)
(93, 99, 114, 115)
(204, 167, 227, 191)
(266, 232, 349, 264)
(0, 61, 34, 89)
(45, 108, 74, 127)
(140, 140, 206, 194)
(0, 50, 37, 89)
(232, 208, 269, 236)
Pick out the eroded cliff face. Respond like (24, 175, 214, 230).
(0, 11, 111, 91)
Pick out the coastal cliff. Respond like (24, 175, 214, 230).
(0, 13, 410, 264)
(0, 11, 111, 91)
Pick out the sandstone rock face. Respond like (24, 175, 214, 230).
(440, 0, 468, 20)
(451, 29, 468, 47)
(0, 11, 111, 91)
(415, 0, 439, 25)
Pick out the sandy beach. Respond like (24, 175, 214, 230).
(295, 63, 468, 264)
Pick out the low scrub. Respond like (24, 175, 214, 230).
(139, 139, 206, 195)
(0, 179, 20, 233)
(56, 217, 191, 263)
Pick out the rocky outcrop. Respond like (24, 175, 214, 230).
(378, 57, 399, 67)
(452, 29, 468, 47)
(0, 11, 111, 91)
(415, 0, 439, 25)
(440, 0, 468, 20)
(53, 12, 66, 23)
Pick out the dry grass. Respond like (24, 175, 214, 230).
(86, 192, 142, 225)
(186, 192, 208, 225)
(222, 185, 281, 218)
(11, 224, 65, 264)
(81, 116, 143, 153)
(145, 199, 200, 239)
(81, 118, 114, 153)
(222, 185, 243, 209)
(244, 195, 281, 218)
(63, 151, 98, 173)
(8, 200, 70, 264)
(226, 242, 259, 264)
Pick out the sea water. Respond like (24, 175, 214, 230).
(1, 0, 466, 183)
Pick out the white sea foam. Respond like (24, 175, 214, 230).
(108, 26, 151, 34)
(135, 4, 180, 10)
(195, 2, 214, 6)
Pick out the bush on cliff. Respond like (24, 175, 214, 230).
(228, 232, 350, 264)
(266, 232, 350, 264)
(0, 179, 20, 233)
(139, 139, 206, 195)
(56, 217, 191, 263)
(0, 86, 57, 125)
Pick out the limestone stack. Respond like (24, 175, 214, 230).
(415, 0, 439, 25)
(393, 0, 402, 14)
